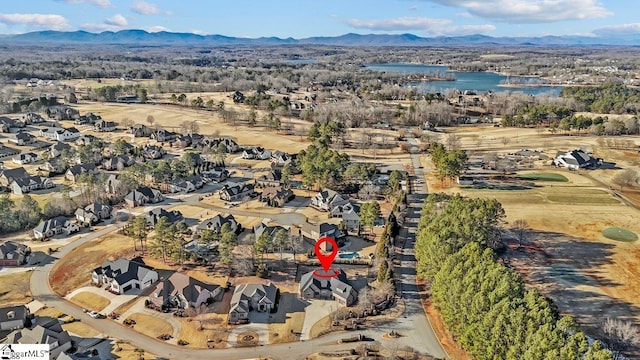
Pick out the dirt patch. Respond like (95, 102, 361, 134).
(50, 233, 135, 296)
(127, 313, 174, 339)
(175, 312, 229, 349)
(63, 321, 100, 337)
(0, 271, 32, 306)
(309, 314, 333, 339)
(69, 291, 110, 312)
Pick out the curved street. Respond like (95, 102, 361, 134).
(29, 136, 449, 359)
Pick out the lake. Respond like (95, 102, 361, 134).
(364, 63, 563, 96)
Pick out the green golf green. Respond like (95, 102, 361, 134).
(602, 227, 638, 242)
(517, 173, 569, 182)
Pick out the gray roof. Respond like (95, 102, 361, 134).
(230, 283, 277, 315)
(299, 269, 356, 303)
(12, 175, 47, 188)
(196, 214, 237, 232)
(0, 241, 28, 260)
(153, 272, 218, 305)
(4, 316, 72, 349)
(0, 305, 28, 323)
(0, 167, 29, 180)
(93, 258, 156, 286)
(33, 216, 68, 234)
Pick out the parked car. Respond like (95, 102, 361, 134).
(88, 311, 101, 319)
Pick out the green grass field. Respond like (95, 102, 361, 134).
(517, 173, 569, 182)
(602, 227, 638, 242)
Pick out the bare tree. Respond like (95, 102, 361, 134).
(611, 169, 639, 191)
(120, 117, 134, 128)
(446, 133, 461, 150)
(603, 317, 640, 360)
(501, 136, 511, 147)
(512, 219, 529, 248)
(358, 184, 380, 201)
(146, 115, 155, 127)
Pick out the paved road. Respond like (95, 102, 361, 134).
(30, 137, 449, 359)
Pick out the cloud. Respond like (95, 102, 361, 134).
(420, 0, 611, 23)
(131, 1, 171, 15)
(346, 17, 450, 31)
(144, 25, 169, 32)
(593, 23, 640, 36)
(346, 16, 495, 35)
(409, 5, 418, 11)
(105, 14, 128, 27)
(0, 13, 69, 30)
(56, 0, 112, 8)
(456, 12, 473, 18)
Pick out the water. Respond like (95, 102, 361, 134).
(364, 63, 563, 96)
(338, 251, 362, 259)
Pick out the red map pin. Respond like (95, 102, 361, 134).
(314, 237, 338, 272)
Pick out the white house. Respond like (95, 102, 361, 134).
(92, 258, 158, 294)
(33, 217, 79, 240)
(553, 149, 601, 170)
(40, 127, 81, 141)
(311, 189, 350, 211)
(12, 152, 41, 165)
(11, 176, 54, 195)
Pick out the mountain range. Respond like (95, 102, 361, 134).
(0, 29, 638, 46)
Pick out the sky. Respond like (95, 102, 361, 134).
(0, 0, 638, 38)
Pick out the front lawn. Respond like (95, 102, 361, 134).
(602, 227, 638, 242)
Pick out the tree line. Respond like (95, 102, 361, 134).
(415, 194, 615, 360)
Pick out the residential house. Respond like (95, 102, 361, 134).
(48, 141, 72, 158)
(46, 105, 79, 120)
(300, 222, 345, 250)
(228, 283, 279, 323)
(0, 305, 30, 331)
(141, 144, 166, 160)
(270, 151, 295, 166)
(253, 221, 289, 241)
(166, 179, 195, 194)
(196, 214, 239, 234)
(22, 112, 45, 124)
(102, 155, 134, 171)
(11, 176, 54, 195)
(260, 186, 294, 207)
(0, 117, 24, 132)
(65, 164, 97, 183)
(0, 241, 30, 266)
(74, 112, 102, 125)
(151, 129, 178, 142)
(220, 183, 255, 202)
(148, 272, 222, 310)
(39, 127, 81, 142)
(553, 149, 601, 170)
(75, 135, 98, 146)
(94, 120, 117, 132)
(129, 124, 152, 138)
(330, 201, 360, 232)
(201, 167, 228, 183)
(92, 258, 158, 294)
(0, 167, 29, 186)
(39, 158, 68, 175)
(299, 269, 357, 306)
(242, 147, 271, 160)
(200, 138, 239, 153)
(8, 132, 37, 146)
(75, 203, 112, 225)
(172, 134, 194, 148)
(33, 217, 79, 240)
(184, 175, 204, 189)
(145, 208, 184, 228)
(3, 317, 72, 359)
(311, 189, 350, 211)
(124, 187, 164, 207)
(256, 169, 281, 187)
(12, 152, 41, 165)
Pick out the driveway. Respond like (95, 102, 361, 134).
(300, 299, 335, 341)
(64, 286, 138, 315)
(227, 311, 270, 346)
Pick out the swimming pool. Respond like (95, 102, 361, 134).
(337, 251, 362, 259)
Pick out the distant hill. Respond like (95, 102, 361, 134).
(1, 29, 639, 46)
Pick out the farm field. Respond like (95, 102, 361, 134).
(422, 125, 640, 353)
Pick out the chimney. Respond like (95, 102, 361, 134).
(7, 311, 15, 319)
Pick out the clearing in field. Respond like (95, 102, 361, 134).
(517, 172, 568, 182)
(0, 271, 32, 306)
(69, 291, 110, 312)
(50, 233, 135, 296)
